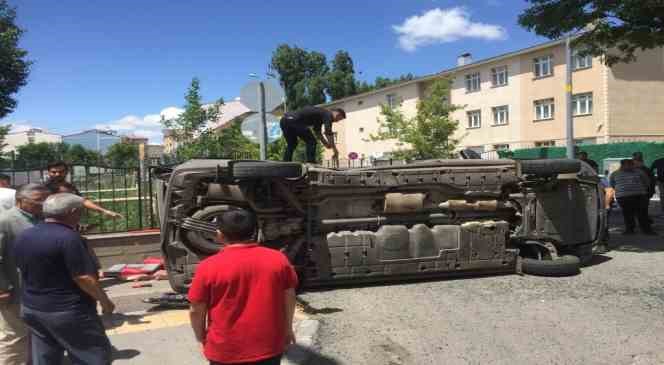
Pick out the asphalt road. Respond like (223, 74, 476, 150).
(299, 209, 664, 365)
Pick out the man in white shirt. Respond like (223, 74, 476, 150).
(0, 175, 15, 212)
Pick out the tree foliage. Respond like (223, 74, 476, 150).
(106, 142, 139, 168)
(370, 79, 459, 161)
(13, 142, 102, 169)
(162, 78, 258, 161)
(266, 136, 323, 163)
(357, 74, 416, 93)
(0, 1, 30, 118)
(518, 0, 664, 65)
(270, 45, 330, 110)
(327, 51, 357, 101)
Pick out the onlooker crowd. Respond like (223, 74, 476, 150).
(0, 162, 120, 365)
(607, 151, 660, 236)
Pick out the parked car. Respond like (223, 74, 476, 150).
(154, 157, 606, 293)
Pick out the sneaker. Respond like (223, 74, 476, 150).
(594, 244, 609, 254)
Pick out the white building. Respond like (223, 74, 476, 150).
(3, 128, 62, 152)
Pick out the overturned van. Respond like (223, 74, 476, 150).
(154, 158, 606, 293)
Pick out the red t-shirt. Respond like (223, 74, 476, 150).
(188, 243, 298, 363)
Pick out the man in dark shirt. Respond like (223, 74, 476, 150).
(577, 151, 599, 172)
(651, 157, 664, 213)
(15, 193, 115, 364)
(279, 106, 346, 163)
(45, 161, 122, 219)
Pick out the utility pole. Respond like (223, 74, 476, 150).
(565, 36, 575, 159)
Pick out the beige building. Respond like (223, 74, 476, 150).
(3, 128, 62, 152)
(324, 40, 664, 161)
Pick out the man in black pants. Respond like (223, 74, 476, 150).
(279, 106, 346, 163)
(610, 159, 656, 235)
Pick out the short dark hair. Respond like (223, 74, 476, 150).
(578, 151, 588, 158)
(52, 181, 77, 193)
(620, 158, 632, 167)
(331, 108, 346, 120)
(47, 160, 69, 171)
(0, 173, 10, 182)
(632, 151, 644, 162)
(218, 208, 256, 241)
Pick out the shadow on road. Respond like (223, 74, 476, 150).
(605, 203, 663, 253)
(285, 344, 341, 365)
(111, 346, 140, 361)
(297, 297, 343, 315)
(583, 254, 613, 268)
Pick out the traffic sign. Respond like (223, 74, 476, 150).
(241, 114, 282, 143)
(240, 80, 284, 112)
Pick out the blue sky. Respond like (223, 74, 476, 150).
(5, 0, 546, 143)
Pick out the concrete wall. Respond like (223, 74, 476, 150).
(324, 82, 422, 160)
(606, 47, 664, 142)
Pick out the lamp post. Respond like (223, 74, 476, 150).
(565, 35, 575, 159)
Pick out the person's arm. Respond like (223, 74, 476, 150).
(604, 187, 615, 209)
(284, 288, 296, 345)
(83, 199, 123, 218)
(0, 226, 13, 304)
(72, 274, 115, 314)
(189, 301, 208, 354)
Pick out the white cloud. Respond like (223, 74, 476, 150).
(393, 7, 507, 51)
(95, 106, 184, 144)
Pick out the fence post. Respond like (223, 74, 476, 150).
(147, 165, 154, 228)
(136, 167, 143, 230)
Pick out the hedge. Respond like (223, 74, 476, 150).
(498, 142, 664, 169)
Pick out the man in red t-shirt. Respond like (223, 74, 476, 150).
(188, 208, 298, 365)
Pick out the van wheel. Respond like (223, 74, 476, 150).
(521, 255, 581, 277)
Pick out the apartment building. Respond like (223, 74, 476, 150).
(324, 40, 664, 160)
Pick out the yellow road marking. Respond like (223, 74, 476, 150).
(104, 309, 308, 336)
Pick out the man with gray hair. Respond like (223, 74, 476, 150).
(15, 193, 115, 364)
(0, 183, 49, 365)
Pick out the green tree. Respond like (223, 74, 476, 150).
(327, 51, 357, 101)
(14, 142, 59, 168)
(0, 1, 31, 118)
(163, 78, 258, 161)
(266, 136, 324, 163)
(370, 78, 459, 161)
(162, 78, 223, 161)
(518, 0, 664, 65)
(105, 142, 139, 167)
(65, 144, 102, 165)
(357, 74, 416, 93)
(271, 45, 330, 110)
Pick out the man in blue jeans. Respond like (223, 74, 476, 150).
(14, 193, 115, 365)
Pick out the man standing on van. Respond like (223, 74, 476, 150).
(279, 107, 345, 163)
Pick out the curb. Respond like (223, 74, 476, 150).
(282, 319, 321, 365)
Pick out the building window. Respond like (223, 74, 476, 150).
(572, 92, 593, 116)
(572, 50, 592, 70)
(465, 72, 480, 93)
(333, 132, 339, 145)
(533, 55, 553, 78)
(534, 98, 555, 120)
(357, 100, 364, 106)
(535, 140, 555, 147)
(359, 127, 364, 133)
(467, 110, 481, 129)
(491, 66, 508, 87)
(386, 94, 398, 108)
(492, 105, 509, 125)
(493, 144, 509, 151)
(574, 138, 597, 145)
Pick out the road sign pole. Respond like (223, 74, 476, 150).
(258, 81, 268, 160)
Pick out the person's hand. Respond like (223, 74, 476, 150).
(285, 328, 296, 347)
(101, 298, 116, 315)
(198, 341, 206, 356)
(104, 210, 123, 219)
(0, 291, 11, 305)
